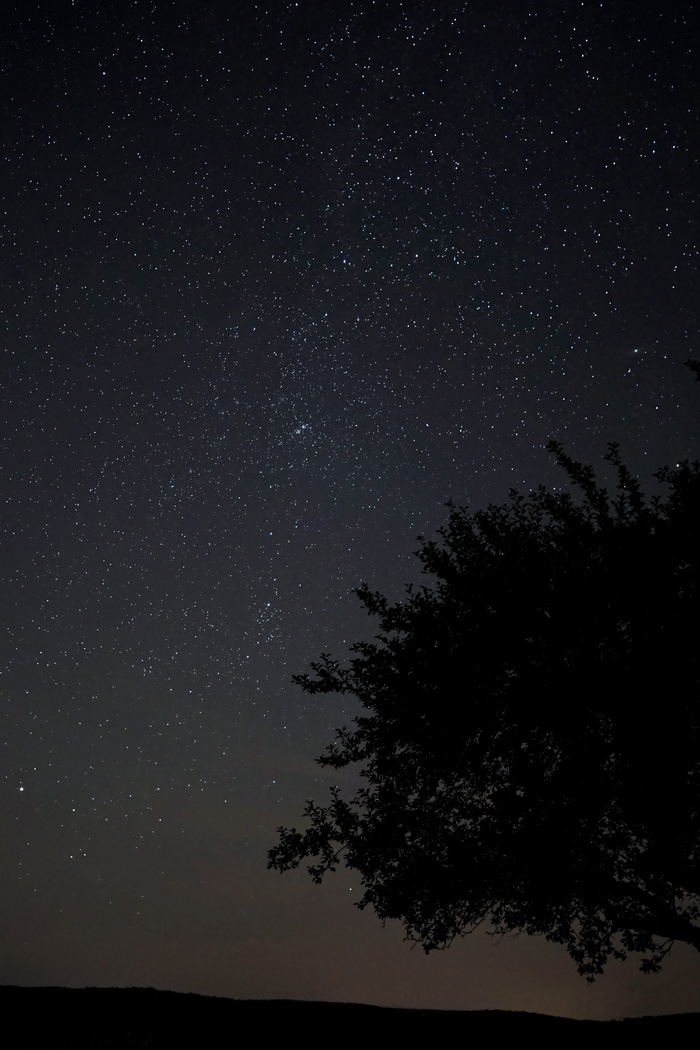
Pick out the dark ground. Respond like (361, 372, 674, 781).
(2, 986, 699, 1048)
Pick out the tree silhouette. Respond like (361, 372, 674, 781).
(269, 373, 700, 981)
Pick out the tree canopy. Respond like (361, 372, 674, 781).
(269, 374, 700, 981)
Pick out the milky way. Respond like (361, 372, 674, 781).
(1, 1, 698, 1017)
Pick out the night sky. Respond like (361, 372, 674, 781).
(2, 0, 699, 1020)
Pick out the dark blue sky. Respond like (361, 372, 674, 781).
(1, 0, 698, 1018)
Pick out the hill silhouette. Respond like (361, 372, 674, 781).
(1, 985, 699, 1048)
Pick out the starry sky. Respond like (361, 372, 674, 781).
(2, 0, 699, 1021)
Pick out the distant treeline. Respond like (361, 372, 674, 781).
(1, 985, 699, 1048)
